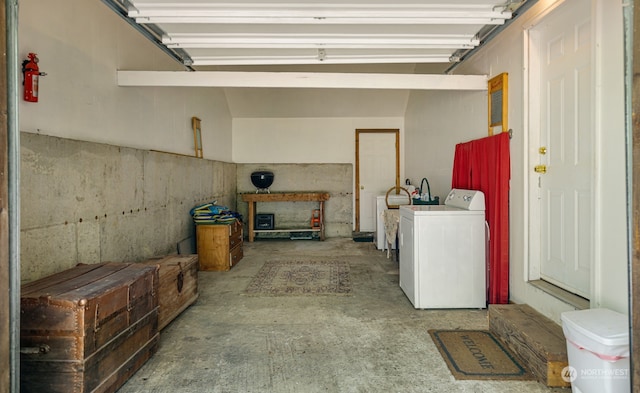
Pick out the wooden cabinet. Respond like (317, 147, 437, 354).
(196, 220, 243, 271)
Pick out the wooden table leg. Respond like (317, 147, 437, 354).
(247, 201, 255, 242)
(319, 201, 325, 241)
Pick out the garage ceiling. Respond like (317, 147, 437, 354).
(102, 0, 529, 70)
(101, 0, 532, 118)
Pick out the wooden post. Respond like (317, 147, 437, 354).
(247, 200, 255, 242)
(319, 200, 325, 241)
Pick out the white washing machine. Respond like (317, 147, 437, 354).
(398, 189, 487, 309)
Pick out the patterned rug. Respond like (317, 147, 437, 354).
(245, 258, 351, 296)
(428, 330, 534, 381)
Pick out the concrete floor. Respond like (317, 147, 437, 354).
(118, 238, 566, 393)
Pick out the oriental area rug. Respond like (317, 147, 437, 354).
(428, 330, 534, 381)
(244, 258, 351, 296)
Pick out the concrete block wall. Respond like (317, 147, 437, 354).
(236, 164, 353, 238)
(20, 132, 237, 283)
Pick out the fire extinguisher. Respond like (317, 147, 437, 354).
(22, 53, 46, 102)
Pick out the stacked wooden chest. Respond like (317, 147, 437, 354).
(196, 219, 243, 271)
(140, 254, 199, 330)
(20, 262, 160, 393)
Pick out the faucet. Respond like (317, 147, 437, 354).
(419, 178, 432, 201)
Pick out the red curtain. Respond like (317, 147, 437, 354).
(452, 132, 510, 304)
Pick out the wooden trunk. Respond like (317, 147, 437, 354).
(140, 254, 199, 330)
(20, 262, 160, 393)
(197, 220, 243, 271)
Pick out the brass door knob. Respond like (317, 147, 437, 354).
(534, 165, 547, 174)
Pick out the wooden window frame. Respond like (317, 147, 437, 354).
(488, 72, 509, 136)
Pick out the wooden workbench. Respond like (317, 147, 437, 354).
(241, 192, 330, 242)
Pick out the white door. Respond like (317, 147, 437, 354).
(529, 1, 593, 298)
(357, 131, 398, 232)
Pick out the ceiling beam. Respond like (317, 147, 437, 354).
(185, 48, 458, 65)
(189, 54, 454, 66)
(162, 33, 480, 49)
(117, 71, 487, 90)
(135, 16, 509, 25)
(128, 2, 512, 24)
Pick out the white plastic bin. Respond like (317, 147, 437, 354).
(560, 308, 630, 393)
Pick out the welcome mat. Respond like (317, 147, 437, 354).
(428, 330, 534, 381)
(244, 259, 351, 296)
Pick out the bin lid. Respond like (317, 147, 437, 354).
(561, 308, 629, 358)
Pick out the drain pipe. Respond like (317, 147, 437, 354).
(6, 0, 21, 391)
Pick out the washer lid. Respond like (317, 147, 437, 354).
(444, 189, 485, 210)
(399, 205, 485, 216)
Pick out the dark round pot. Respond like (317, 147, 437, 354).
(250, 171, 274, 189)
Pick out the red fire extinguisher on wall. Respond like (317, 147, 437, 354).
(22, 53, 46, 102)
